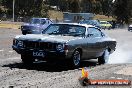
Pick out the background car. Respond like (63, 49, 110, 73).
(79, 20, 101, 28)
(21, 18, 53, 35)
(128, 24, 132, 31)
(12, 23, 116, 68)
(100, 21, 112, 29)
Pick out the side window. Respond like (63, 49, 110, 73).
(44, 25, 59, 34)
(41, 19, 46, 24)
(88, 27, 102, 37)
(69, 26, 86, 34)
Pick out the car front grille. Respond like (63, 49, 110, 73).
(22, 26, 30, 30)
(22, 26, 35, 30)
(23, 41, 56, 50)
(129, 27, 132, 29)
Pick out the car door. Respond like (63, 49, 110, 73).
(86, 27, 105, 58)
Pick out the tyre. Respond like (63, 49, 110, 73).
(98, 49, 109, 65)
(128, 29, 132, 32)
(69, 50, 81, 68)
(21, 54, 34, 64)
(22, 31, 26, 35)
(104, 26, 106, 30)
(108, 27, 111, 30)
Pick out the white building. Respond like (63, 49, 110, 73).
(63, 12, 94, 23)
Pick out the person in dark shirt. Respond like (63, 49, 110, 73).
(112, 20, 116, 29)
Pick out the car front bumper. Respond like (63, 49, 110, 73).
(12, 45, 71, 61)
(22, 30, 41, 34)
(128, 27, 132, 31)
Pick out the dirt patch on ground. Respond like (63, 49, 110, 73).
(115, 67, 132, 76)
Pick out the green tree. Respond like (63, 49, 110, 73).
(14, 0, 42, 17)
(81, 0, 93, 13)
(1, 0, 12, 15)
(94, 1, 102, 14)
(41, 1, 49, 18)
(100, 0, 113, 15)
(0, 0, 50, 18)
(113, 0, 130, 24)
(69, 0, 80, 13)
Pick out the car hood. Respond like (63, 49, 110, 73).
(22, 23, 41, 27)
(129, 25, 132, 27)
(15, 34, 81, 43)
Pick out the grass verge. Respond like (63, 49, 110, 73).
(0, 23, 21, 29)
(94, 15, 115, 21)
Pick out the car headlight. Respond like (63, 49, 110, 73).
(56, 44, 63, 51)
(21, 26, 23, 29)
(17, 40, 23, 47)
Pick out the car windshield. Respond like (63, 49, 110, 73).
(41, 19, 46, 24)
(42, 24, 86, 37)
(30, 19, 41, 24)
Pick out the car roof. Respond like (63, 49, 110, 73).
(53, 23, 95, 28)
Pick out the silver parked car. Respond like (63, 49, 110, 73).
(12, 23, 116, 67)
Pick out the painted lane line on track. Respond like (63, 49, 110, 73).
(117, 78, 123, 79)
(0, 50, 4, 52)
(115, 67, 132, 76)
(110, 77, 116, 79)
(9, 51, 13, 53)
(0, 50, 14, 53)
(109, 77, 124, 81)
(0, 57, 20, 61)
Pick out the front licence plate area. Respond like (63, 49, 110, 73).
(33, 51, 45, 58)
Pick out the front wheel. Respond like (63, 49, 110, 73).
(108, 27, 111, 30)
(98, 49, 110, 65)
(21, 54, 34, 64)
(22, 31, 27, 35)
(69, 50, 81, 68)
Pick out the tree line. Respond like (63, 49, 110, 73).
(0, 0, 131, 23)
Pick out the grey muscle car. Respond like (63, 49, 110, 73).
(21, 18, 53, 35)
(12, 23, 116, 67)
